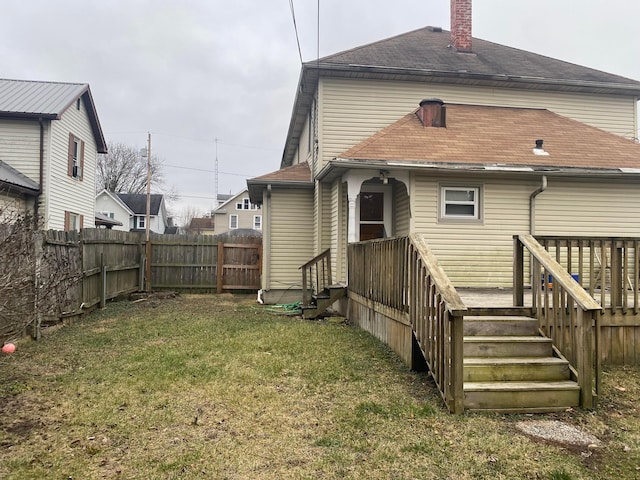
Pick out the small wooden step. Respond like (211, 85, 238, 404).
(464, 381, 580, 412)
(464, 357, 571, 382)
(463, 316, 538, 336)
(464, 336, 553, 357)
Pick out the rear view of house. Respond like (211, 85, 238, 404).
(0, 79, 107, 230)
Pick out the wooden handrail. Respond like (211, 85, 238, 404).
(347, 234, 466, 413)
(514, 234, 602, 408)
(299, 249, 332, 307)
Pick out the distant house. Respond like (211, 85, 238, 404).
(187, 217, 216, 235)
(95, 190, 169, 233)
(211, 189, 262, 235)
(0, 78, 107, 230)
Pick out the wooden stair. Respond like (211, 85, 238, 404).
(302, 285, 347, 319)
(462, 313, 580, 413)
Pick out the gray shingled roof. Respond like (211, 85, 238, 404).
(281, 26, 640, 168)
(117, 193, 164, 215)
(319, 27, 640, 88)
(0, 78, 108, 153)
(0, 159, 40, 195)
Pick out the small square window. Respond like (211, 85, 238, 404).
(440, 187, 480, 220)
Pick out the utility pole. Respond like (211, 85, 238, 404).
(145, 132, 152, 292)
(214, 138, 219, 212)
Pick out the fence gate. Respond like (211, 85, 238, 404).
(216, 239, 262, 292)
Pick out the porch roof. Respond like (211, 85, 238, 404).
(247, 162, 313, 204)
(332, 103, 640, 176)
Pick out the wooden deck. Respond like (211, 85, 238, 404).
(457, 287, 528, 308)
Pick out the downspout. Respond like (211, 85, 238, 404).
(265, 184, 272, 290)
(529, 175, 547, 235)
(35, 118, 45, 230)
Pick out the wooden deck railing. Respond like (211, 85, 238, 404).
(348, 234, 467, 413)
(533, 237, 639, 314)
(299, 249, 331, 306)
(514, 235, 603, 408)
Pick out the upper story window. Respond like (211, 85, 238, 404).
(440, 186, 480, 220)
(67, 133, 84, 180)
(236, 198, 260, 210)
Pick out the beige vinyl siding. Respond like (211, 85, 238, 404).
(321, 182, 332, 252)
(268, 189, 314, 289)
(535, 180, 640, 236)
(412, 173, 536, 287)
(0, 118, 43, 182)
(330, 180, 349, 284)
(320, 78, 637, 169)
(393, 180, 410, 236)
(47, 101, 97, 230)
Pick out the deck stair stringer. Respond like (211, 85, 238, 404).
(302, 285, 347, 319)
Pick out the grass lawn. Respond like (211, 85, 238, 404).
(1, 293, 639, 479)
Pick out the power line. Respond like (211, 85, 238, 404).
(289, 0, 304, 63)
(163, 163, 253, 177)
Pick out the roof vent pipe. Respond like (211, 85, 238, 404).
(417, 99, 446, 128)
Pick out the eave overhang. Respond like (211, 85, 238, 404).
(247, 178, 314, 205)
(317, 157, 640, 183)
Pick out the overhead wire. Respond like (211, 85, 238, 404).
(289, 0, 304, 64)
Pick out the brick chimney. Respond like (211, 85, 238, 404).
(417, 99, 446, 128)
(451, 0, 472, 52)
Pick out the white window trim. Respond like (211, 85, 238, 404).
(138, 215, 146, 229)
(229, 214, 238, 229)
(253, 215, 262, 230)
(439, 186, 481, 221)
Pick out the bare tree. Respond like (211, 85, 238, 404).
(177, 205, 203, 229)
(97, 141, 165, 194)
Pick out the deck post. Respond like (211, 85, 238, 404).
(451, 313, 465, 414)
(513, 235, 524, 306)
(576, 309, 594, 408)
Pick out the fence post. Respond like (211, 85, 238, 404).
(100, 252, 106, 309)
(217, 242, 224, 293)
(32, 231, 43, 341)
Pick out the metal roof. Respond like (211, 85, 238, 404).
(0, 78, 108, 153)
(0, 159, 40, 194)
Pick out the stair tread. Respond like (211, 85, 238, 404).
(464, 336, 550, 342)
(464, 381, 579, 391)
(464, 357, 568, 365)
(464, 316, 536, 321)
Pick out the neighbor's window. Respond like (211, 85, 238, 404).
(441, 186, 480, 219)
(137, 216, 146, 229)
(229, 214, 238, 229)
(64, 211, 83, 232)
(67, 133, 84, 180)
(253, 215, 262, 230)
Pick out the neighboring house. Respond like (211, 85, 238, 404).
(0, 78, 107, 230)
(211, 189, 262, 235)
(95, 190, 169, 233)
(0, 159, 40, 219)
(187, 217, 216, 235)
(248, 0, 640, 304)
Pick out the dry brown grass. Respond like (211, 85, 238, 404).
(1, 294, 639, 479)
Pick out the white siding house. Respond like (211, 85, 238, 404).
(95, 190, 169, 233)
(248, 0, 640, 302)
(0, 79, 107, 230)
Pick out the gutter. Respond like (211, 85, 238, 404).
(529, 176, 547, 235)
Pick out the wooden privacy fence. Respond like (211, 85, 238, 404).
(348, 234, 467, 414)
(5, 229, 262, 339)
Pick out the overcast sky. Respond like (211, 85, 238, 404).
(1, 0, 639, 219)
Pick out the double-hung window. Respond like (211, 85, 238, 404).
(229, 214, 238, 229)
(253, 215, 262, 230)
(68, 133, 84, 180)
(440, 186, 480, 220)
